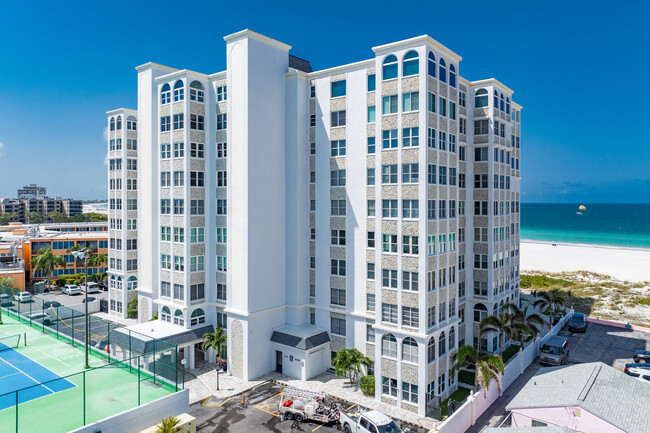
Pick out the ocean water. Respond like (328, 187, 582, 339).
(521, 203, 650, 249)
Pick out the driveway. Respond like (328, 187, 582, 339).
(465, 322, 650, 432)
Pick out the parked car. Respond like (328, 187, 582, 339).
(633, 350, 650, 364)
(96, 282, 108, 291)
(62, 284, 81, 295)
(26, 311, 53, 326)
(0, 293, 12, 306)
(539, 336, 570, 365)
(81, 283, 100, 294)
(624, 363, 650, 380)
(42, 301, 62, 309)
(552, 312, 564, 325)
(339, 409, 404, 433)
(568, 313, 588, 332)
(82, 297, 96, 303)
(13, 291, 32, 303)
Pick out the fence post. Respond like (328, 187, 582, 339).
(83, 370, 86, 425)
(71, 311, 75, 347)
(128, 330, 132, 372)
(56, 307, 59, 339)
(175, 345, 179, 392)
(138, 355, 141, 406)
(15, 391, 18, 433)
(153, 339, 156, 385)
(107, 322, 111, 363)
(29, 301, 32, 324)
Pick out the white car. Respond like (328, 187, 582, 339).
(81, 283, 100, 294)
(0, 293, 12, 306)
(62, 284, 81, 295)
(13, 291, 32, 303)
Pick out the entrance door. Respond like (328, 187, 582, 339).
(276, 350, 283, 374)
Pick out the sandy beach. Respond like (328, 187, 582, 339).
(521, 240, 650, 283)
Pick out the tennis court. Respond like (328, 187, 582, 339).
(0, 333, 76, 410)
(0, 314, 178, 433)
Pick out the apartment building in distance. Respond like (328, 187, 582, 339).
(0, 184, 83, 222)
(108, 29, 522, 416)
(106, 109, 139, 317)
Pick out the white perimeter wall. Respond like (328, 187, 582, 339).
(69, 389, 189, 433)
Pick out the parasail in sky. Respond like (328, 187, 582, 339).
(579, 205, 586, 211)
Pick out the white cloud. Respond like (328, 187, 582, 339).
(0, 142, 5, 157)
(104, 152, 109, 166)
(102, 126, 108, 141)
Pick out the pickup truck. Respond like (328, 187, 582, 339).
(339, 409, 405, 433)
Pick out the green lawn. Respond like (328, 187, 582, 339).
(441, 387, 472, 418)
(502, 344, 521, 364)
(458, 370, 475, 386)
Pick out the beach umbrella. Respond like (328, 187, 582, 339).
(579, 205, 586, 211)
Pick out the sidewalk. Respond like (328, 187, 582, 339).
(185, 360, 437, 431)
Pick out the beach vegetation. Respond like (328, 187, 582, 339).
(521, 274, 572, 289)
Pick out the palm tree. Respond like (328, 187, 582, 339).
(31, 248, 66, 290)
(201, 327, 227, 366)
(87, 253, 107, 282)
(451, 344, 505, 397)
(479, 310, 525, 358)
(506, 302, 546, 347)
(155, 416, 180, 433)
(332, 348, 372, 384)
(533, 288, 567, 329)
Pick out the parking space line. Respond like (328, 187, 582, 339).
(254, 391, 282, 418)
(202, 396, 231, 408)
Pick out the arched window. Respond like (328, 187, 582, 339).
(494, 90, 499, 108)
(438, 331, 446, 356)
(381, 333, 397, 358)
(439, 58, 447, 83)
(427, 337, 436, 363)
(402, 51, 419, 76)
(383, 55, 398, 80)
(161, 83, 171, 104)
(449, 64, 456, 87)
(402, 337, 418, 363)
(500, 93, 505, 111)
(174, 309, 184, 326)
(161, 306, 171, 322)
(190, 81, 204, 103)
(427, 52, 436, 78)
(475, 89, 488, 108)
(474, 303, 488, 323)
(506, 97, 510, 114)
(115, 276, 123, 291)
(116, 116, 122, 130)
(173, 80, 184, 102)
(109, 274, 116, 289)
(109, 117, 115, 131)
(127, 116, 137, 131)
(127, 276, 137, 290)
(190, 308, 206, 326)
(449, 327, 456, 349)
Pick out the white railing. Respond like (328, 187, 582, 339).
(432, 309, 573, 432)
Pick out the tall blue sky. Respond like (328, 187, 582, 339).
(0, 1, 648, 202)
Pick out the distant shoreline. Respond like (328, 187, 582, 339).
(521, 238, 650, 253)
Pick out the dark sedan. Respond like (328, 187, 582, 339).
(568, 313, 588, 332)
(633, 350, 650, 364)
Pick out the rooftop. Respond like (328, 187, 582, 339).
(506, 362, 650, 433)
(484, 427, 576, 433)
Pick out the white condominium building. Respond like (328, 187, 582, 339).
(106, 109, 139, 317)
(107, 29, 522, 416)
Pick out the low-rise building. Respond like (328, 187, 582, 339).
(505, 362, 650, 433)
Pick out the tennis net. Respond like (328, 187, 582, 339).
(0, 333, 23, 352)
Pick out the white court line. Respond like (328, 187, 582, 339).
(26, 344, 74, 369)
(0, 351, 56, 394)
(0, 371, 21, 381)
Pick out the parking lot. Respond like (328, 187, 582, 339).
(558, 321, 650, 370)
(38, 287, 108, 307)
(191, 380, 425, 433)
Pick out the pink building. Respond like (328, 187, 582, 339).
(502, 362, 649, 433)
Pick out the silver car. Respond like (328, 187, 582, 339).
(539, 336, 570, 365)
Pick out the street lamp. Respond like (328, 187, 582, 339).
(71, 249, 90, 369)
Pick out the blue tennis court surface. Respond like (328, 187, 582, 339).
(0, 343, 76, 410)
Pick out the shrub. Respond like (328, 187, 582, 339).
(127, 297, 138, 319)
(57, 277, 67, 287)
(360, 375, 374, 395)
(520, 274, 572, 289)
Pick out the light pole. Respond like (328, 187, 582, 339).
(71, 249, 89, 369)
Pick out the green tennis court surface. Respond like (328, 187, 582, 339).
(0, 314, 174, 433)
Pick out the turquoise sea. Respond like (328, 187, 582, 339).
(521, 203, 650, 249)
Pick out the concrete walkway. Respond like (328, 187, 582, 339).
(464, 360, 543, 432)
(184, 360, 437, 430)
